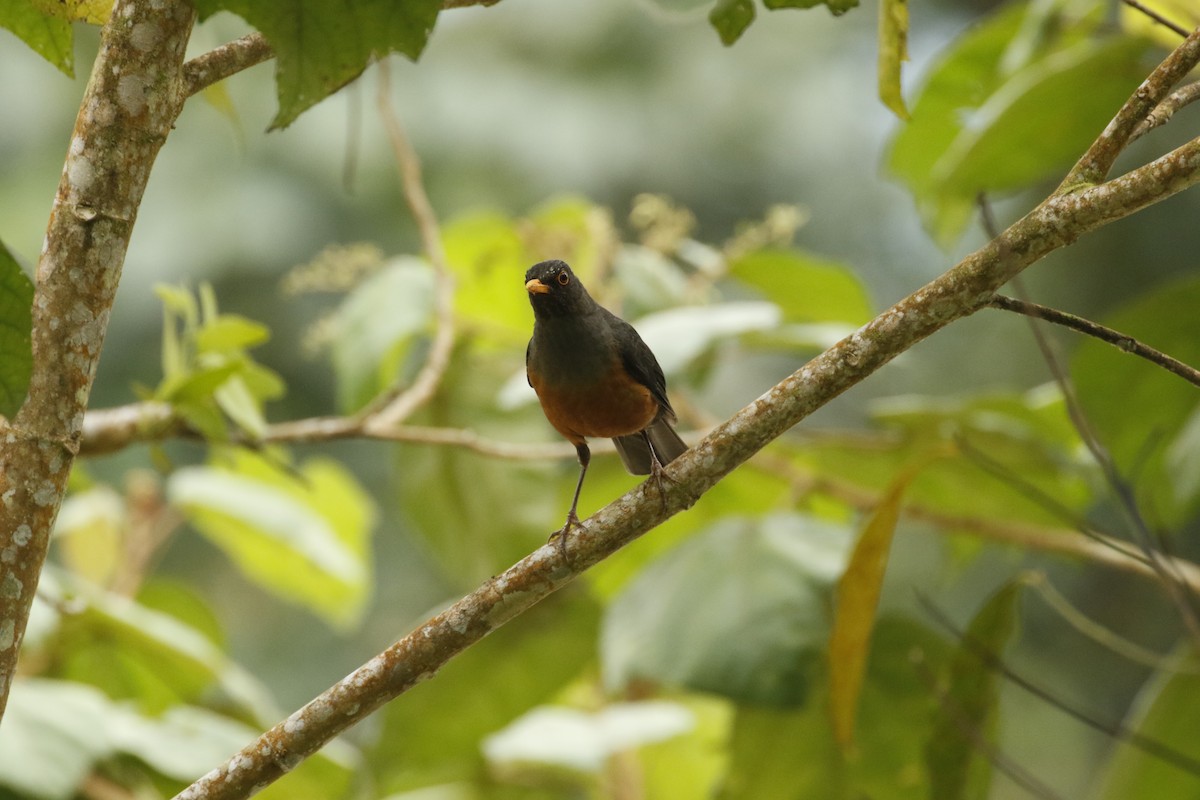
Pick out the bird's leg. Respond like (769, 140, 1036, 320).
(549, 442, 590, 563)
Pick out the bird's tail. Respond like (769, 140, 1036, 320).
(613, 417, 688, 475)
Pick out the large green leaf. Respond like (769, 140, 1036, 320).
(0, 0, 73, 76)
(1072, 276, 1200, 527)
(721, 617, 944, 800)
(927, 580, 1024, 800)
(192, 0, 442, 129)
(602, 513, 853, 707)
(44, 569, 277, 719)
(331, 256, 435, 413)
(167, 449, 376, 629)
(0, 240, 33, 419)
(729, 249, 872, 325)
(0, 679, 112, 800)
(108, 704, 360, 800)
(887, 2, 1147, 245)
(931, 37, 1149, 197)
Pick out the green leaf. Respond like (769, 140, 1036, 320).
(763, 0, 858, 13)
(214, 374, 269, 439)
(927, 579, 1025, 800)
(44, 569, 278, 719)
(0, 679, 113, 800)
(0, 240, 33, 419)
(331, 256, 434, 413)
(442, 211, 528, 347)
(887, 3, 1145, 245)
(1072, 276, 1200, 526)
(1094, 649, 1200, 799)
(709, 0, 755, 45)
(167, 450, 376, 630)
(108, 704, 359, 798)
(602, 513, 852, 707)
(931, 37, 1149, 197)
(482, 701, 695, 774)
(636, 301, 783, 376)
(192, 0, 442, 129)
(369, 591, 600, 792)
(0, 0, 74, 75)
(194, 314, 270, 353)
(729, 249, 872, 325)
(878, 0, 909, 119)
(799, 387, 1092, 536)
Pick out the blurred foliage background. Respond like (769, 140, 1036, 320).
(2, 0, 1200, 797)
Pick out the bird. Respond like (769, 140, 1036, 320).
(524, 259, 688, 541)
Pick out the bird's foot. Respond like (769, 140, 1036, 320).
(648, 461, 696, 512)
(548, 512, 582, 565)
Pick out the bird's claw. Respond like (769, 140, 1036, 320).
(548, 512, 582, 565)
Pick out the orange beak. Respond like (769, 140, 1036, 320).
(525, 278, 550, 295)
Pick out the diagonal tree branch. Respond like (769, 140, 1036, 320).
(173, 119, 1200, 800)
(0, 0, 197, 720)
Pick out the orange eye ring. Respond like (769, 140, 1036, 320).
(556, 271, 570, 286)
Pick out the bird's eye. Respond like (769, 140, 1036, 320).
(556, 271, 570, 286)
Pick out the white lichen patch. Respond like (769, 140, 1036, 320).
(130, 22, 161, 52)
(282, 714, 305, 734)
(0, 619, 14, 650)
(13, 525, 31, 546)
(1, 573, 22, 600)
(33, 481, 58, 507)
(67, 155, 96, 195)
(117, 74, 148, 116)
(2, 488, 15, 507)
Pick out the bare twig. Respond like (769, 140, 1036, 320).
(359, 62, 457, 433)
(987, 295, 1200, 389)
(1131, 81, 1200, 143)
(1122, 0, 1191, 38)
(183, 33, 274, 97)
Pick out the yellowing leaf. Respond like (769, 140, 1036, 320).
(878, 0, 910, 119)
(29, 0, 111, 24)
(828, 448, 951, 749)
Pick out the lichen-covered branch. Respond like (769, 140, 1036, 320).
(0, 0, 196, 719)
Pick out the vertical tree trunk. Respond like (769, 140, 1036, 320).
(0, 0, 196, 719)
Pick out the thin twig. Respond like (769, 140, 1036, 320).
(918, 594, 1200, 780)
(1131, 81, 1200, 143)
(360, 61, 457, 433)
(183, 33, 274, 97)
(1060, 26, 1200, 187)
(987, 295, 1200, 389)
(1122, 0, 1191, 38)
(1025, 572, 1200, 674)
